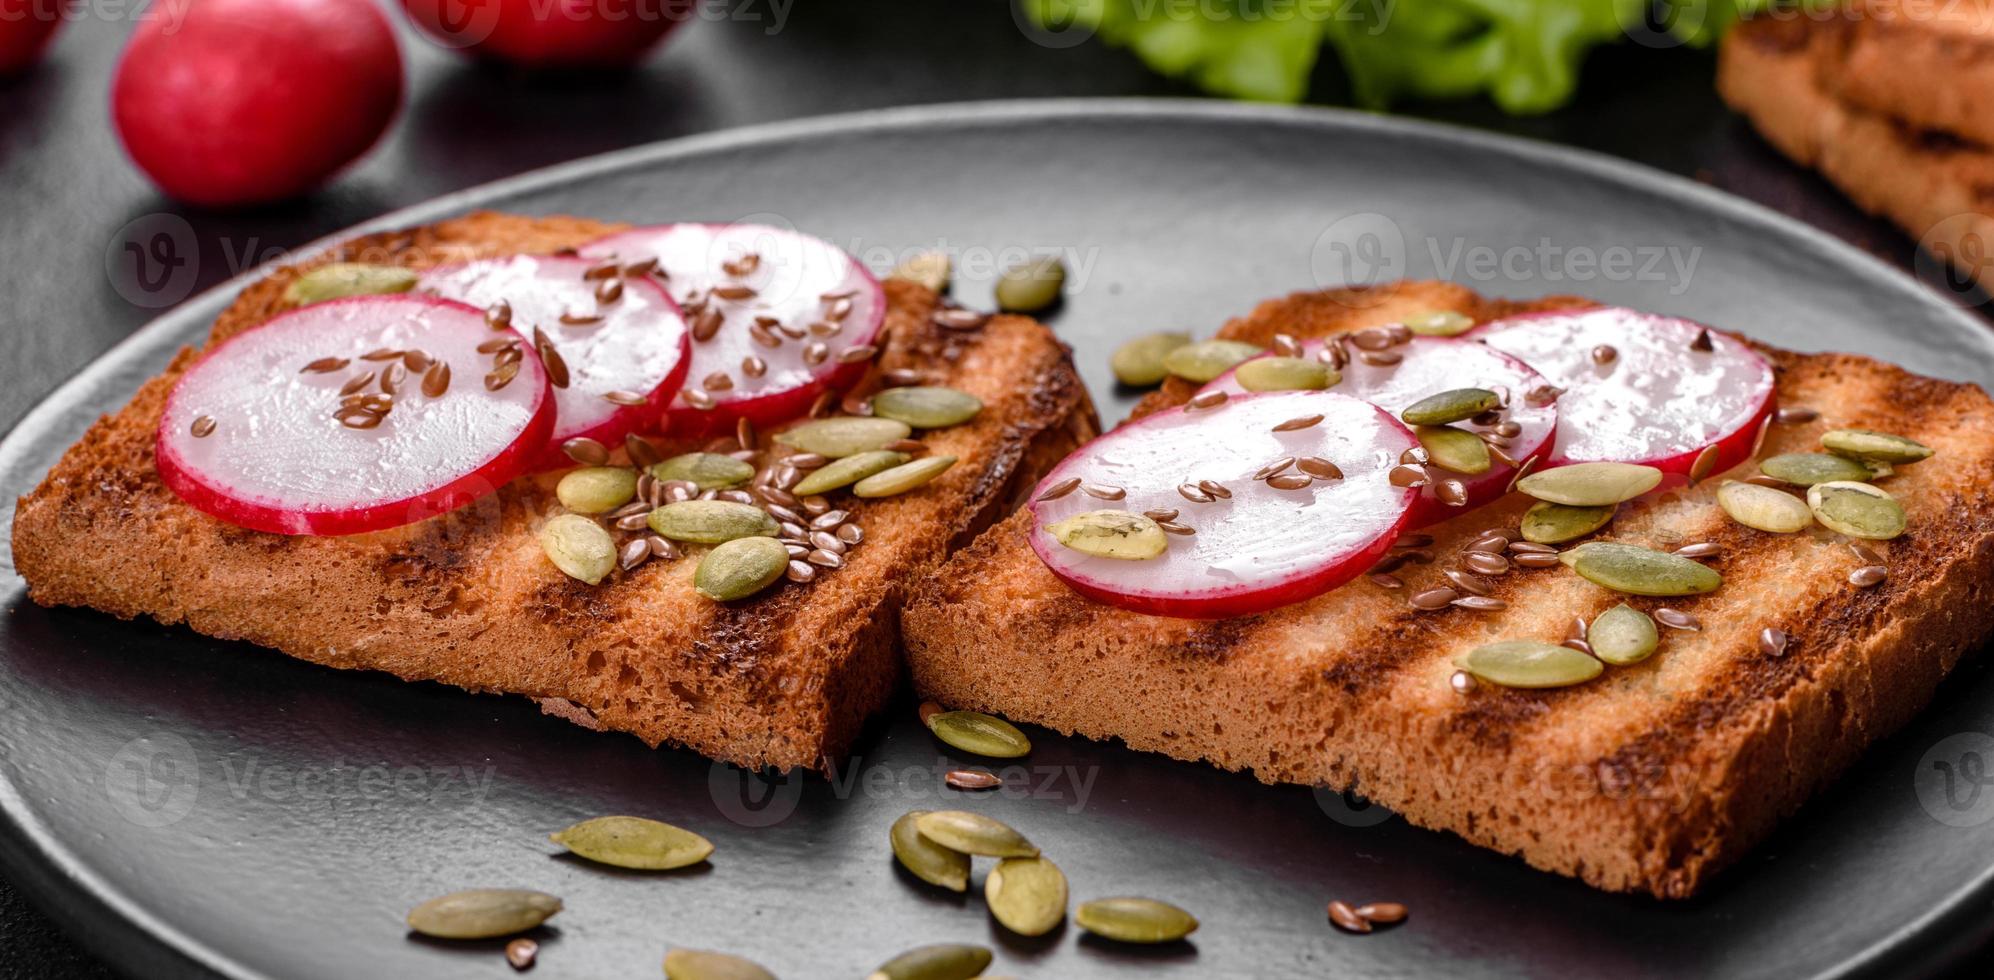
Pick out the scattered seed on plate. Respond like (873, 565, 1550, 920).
(505, 937, 538, 971)
(914, 809, 1038, 857)
(1074, 897, 1199, 944)
(945, 769, 1002, 790)
(1327, 900, 1371, 934)
(926, 709, 1032, 758)
(548, 815, 714, 870)
(663, 948, 774, 980)
(405, 889, 562, 940)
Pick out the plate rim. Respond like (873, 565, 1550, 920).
(1, 96, 1989, 980)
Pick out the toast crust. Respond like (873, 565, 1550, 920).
(10, 212, 1098, 771)
(901, 280, 1994, 897)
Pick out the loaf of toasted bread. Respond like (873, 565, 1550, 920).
(1829, 0, 1994, 148)
(901, 280, 1994, 898)
(10, 212, 1097, 771)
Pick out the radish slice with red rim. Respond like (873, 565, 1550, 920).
(1028, 391, 1418, 619)
(158, 295, 554, 535)
(1201, 336, 1558, 526)
(579, 223, 885, 436)
(418, 254, 690, 468)
(1472, 307, 1776, 484)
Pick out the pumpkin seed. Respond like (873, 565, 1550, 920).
(548, 815, 713, 870)
(1569, 542, 1724, 596)
(284, 262, 418, 306)
(1455, 640, 1604, 688)
(888, 251, 951, 293)
(986, 856, 1068, 936)
(1759, 452, 1873, 487)
(650, 453, 755, 489)
(1110, 332, 1192, 386)
(914, 810, 1038, 857)
(1074, 897, 1200, 944)
(649, 500, 780, 544)
(775, 417, 913, 457)
(1416, 425, 1491, 475)
(1045, 510, 1166, 560)
(405, 888, 561, 940)
(664, 948, 776, 980)
(995, 256, 1066, 313)
(928, 709, 1033, 758)
(1520, 501, 1616, 544)
(1861, 459, 1895, 480)
(871, 386, 982, 429)
(694, 536, 789, 601)
(1821, 428, 1933, 465)
(1401, 388, 1500, 426)
(791, 450, 910, 496)
(1806, 481, 1907, 540)
(555, 467, 638, 515)
(1235, 356, 1336, 392)
(865, 944, 992, 980)
(1716, 480, 1813, 533)
(539, 514, 615, 585)
(891, 809, 971, 891)
(1163, 340, 1264, 383)
(1516, 462, 1663, 506)
(853, 455, 957, 497)
(1587, 603, 1659, 666)
(1404, 310, 1476, 337)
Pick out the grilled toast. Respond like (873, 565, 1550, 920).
(900, 280, 1994, 898)
(10, 212, 1098, 771)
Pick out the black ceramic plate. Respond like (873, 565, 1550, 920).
(5, 100, 1994, 980)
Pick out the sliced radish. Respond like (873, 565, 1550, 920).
(418, 254, 690, 469)
(157, 295, 554, 536)
(1201, 336, 1557, 526)
(1028, 391, 1418, 619)
(1472, 307, 1776, 484)
(578, 223, 885, 437)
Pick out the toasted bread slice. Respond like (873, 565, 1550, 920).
(10, 212, 1097, 771)
(1828, 0, 1994, 149)
(901, 280, 1994, 898)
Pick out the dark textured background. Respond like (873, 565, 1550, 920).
(0, 1, 1986, 976)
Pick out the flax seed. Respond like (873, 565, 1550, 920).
(1297, 457, 1343, 480)
(838, 344, 879, 364)
(1388, 465, 1429, 489)
(1464, 552, 1511, 576)
(1435, 479, 1468, 507)
(1655, 608, 1701, 631)
(190, 415, 216, 438)
(1143, 508, 1180, 522)
(1273, 413, 1324, 432)
(785, 560, 816, 583)
(1591, 344, 1618, 365)
(1188, 390, 1228, 410)
(1267, 473, 1313, 490)
(1254, 457, 1296, 481)
(1327, 901, 1371, 934)
(1359, 350, 1402, 366)
(1410, 587, 1458, 611)
(485, 301, 512, 330)
(1776, 406, 1819, 424)
(1689, 444, 1719, 484)
(1450, 670, 1476, 694)
(1081, 482, 1126, 500)
(619, 538, 651, 570)
(1759, 627, 1790, 657)
(683, 389, 716, 410)
(1514, 551, 1562, 568)
(1508, 541, 1556, 554)
(421, 362, 451, 398)
(1506, 455, 1540, 494)
(932, 308, 988, 330)
(1674, 542, 1722, 559)
(810, 530, 846, 555)
(562, 437, 609, 465)
(1179, 483, 1214, 504)
(1369, 573, 1403, 589)
(702, 372, 734, 392)
(559, 311, 604, 326)
(807, 549, 844, 569)
(691, 308, 723, 342)
(837, 523, 863, 545)
(1445, 569, 1493, 595)
(1563, 638, 1594, 656)
(302, 356, 349, 374)
(1273, 333, 1302, 358)
(1452, 595, 1507, 612)
(945, 769, 1002, 790)
(1197, 479, 1232, 499)
(595, 279, 624, 305)
(1850, 565, 1888, 588)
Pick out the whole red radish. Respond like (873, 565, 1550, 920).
(400, 0, 689, 69)
(0, 0, 67, 74)
(112, 0, 402, 207)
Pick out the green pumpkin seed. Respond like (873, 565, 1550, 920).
(1235, 356, 1336, 392)
(1568, 542, 1723, 596)
(1456, 640, 1604, 688)
(774, 417, 913, 458)
(1046, 509, 1166, 560)
(1163, 340, 1263, 383)
(853, 455, 957, 498)
(994, 256, 1066, 313)
(1401, 388, 1500, 426)
(1520, 501, 1616, 544)
(865, 944, 992, 980)
(1587, 603, 1659, 666)
(871, 386, 982, 429)
(986, 856, 1068, 936)
(284, 262, 418, 306)
(1860, 459, 1895, 480)
(1821, 428, 1933, 465)
(664, 948, 776, 980)
(1416, 425, 1492, 475)
(928, 709, 1032, 758)
(914, 810, 1038, 858)
(548, 815, 713, 870)
(694, 536, 788, 601)
(1716, 480, 1813, 533)
(651, 453, 755, 489)
(649, 500, 780, 544)
(1110, 332, 1192, 387)
(405, 888, 561, 940)
(1517, 462, 1663, 506)
(556, 467, 638, 514)
(1074, 897, 1200, 944)
(791, 450, 910, 497)
(889, 251, 951, 293)
(1404, 310, 1476, 337)
(1759, 452, 1873, 487)
(890, 810, 970, 892)
(1806, 481, 1907, 540)
(539, 514, 615, 585)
